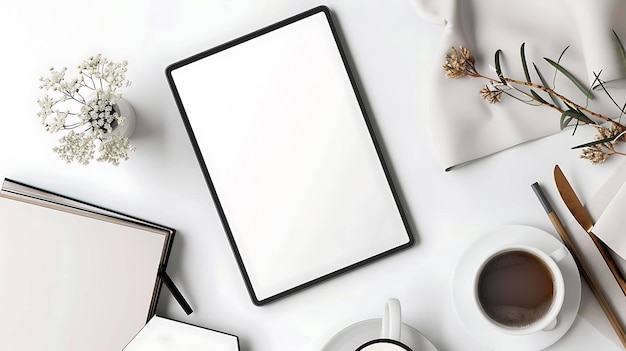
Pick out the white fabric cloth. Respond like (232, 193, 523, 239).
(560, 0, 626, 88)
(411, 0, 626, 170)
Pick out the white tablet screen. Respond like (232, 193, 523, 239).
(167, 6, 413, 304)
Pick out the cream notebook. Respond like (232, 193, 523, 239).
(124, 316, 239, 350)
(0, 179, 175, 351)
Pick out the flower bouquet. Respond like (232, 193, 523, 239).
(37, 54, 136, 165)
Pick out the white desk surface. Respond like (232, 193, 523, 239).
(0, 1, 622, 350)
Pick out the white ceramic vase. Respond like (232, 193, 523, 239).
(110, 98, 136, 138)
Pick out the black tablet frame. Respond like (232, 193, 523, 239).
(165, 5, 414, 306)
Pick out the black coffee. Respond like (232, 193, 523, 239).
(477, 250, 554, 327)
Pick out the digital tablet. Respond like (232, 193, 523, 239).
(166, 6, 413, 305)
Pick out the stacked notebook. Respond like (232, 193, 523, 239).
(124, 316, 240, 350)
(0, 178, 179, 350)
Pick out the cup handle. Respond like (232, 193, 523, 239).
(550, 247, 568, 263)
(381, 298, 402, 341)
(543, 317, 558, 331)
(544, 247, 567, 331)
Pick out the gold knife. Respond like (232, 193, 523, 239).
(554, 165, 626, 297)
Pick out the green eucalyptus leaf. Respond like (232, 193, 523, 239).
(561, 109, 594, 124)
(572, 119, 580, 136)
(560, 102, 578, 130)
(553, 46, 570, 86)
(593, 71, 626, 114)
(591, 69, 605, 91)
(614, 30, 626, 68)
(533, 63, 563, 109)
(495, 49, 505, 83)
(530, 89, 548, 104)
(571, 137, 614, 149)
(545, 57, 594, 100)
(501, 89, 542, 106)
(520, 43, 531, 83)
(560, 115, 573, 130)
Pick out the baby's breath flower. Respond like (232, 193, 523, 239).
(102, 60, 131, 89)
(78, 54, 104, 77)
(58, 76, 84, 94)
(36, 95, 55, 121)
(47, 110, 69, 133)
(36, 54, 134, 165)
(39, 67, 67, 90)
(53, 130, 96, 165)
(97, 134, 136, 166)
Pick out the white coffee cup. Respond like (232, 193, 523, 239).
(356, 298, 413, 351)
(474, 244, 567, 335)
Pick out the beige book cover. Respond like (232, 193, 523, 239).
(0, 179, 174, 351)
(123, 316, 239, 350)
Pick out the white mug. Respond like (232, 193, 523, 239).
(474, 244, 567, 335)
(356, 298, 412, 351)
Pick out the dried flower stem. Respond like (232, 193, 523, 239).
(443, 44, 626, 164)
(463, 71, 617, 124)
(504, 77, 616, 123)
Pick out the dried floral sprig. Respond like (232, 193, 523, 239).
(443, 31, 626, 164)
(574, 124, 626, 164)
(37, 54, 136, 166)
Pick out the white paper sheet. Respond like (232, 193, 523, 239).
(593, 181, 626, 259)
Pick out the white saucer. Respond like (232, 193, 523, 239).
(321, 318, 437, 351)
(452, 225, 581, 350)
